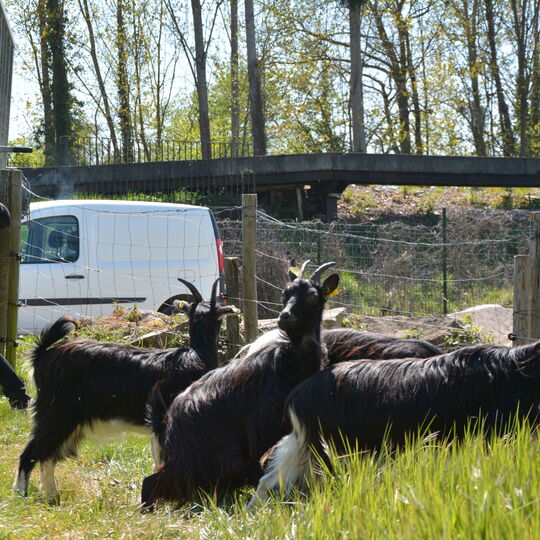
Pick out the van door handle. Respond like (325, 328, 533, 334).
(65, 274, 85, 280)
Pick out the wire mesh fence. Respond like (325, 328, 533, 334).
(219, 209, 529, 321)
(15, 174, 534, 345)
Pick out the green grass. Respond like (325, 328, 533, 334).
(2, 339, 540, 538)
(2, 390, 540, 537)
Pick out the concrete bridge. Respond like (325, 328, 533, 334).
(21, 153, 540, 220)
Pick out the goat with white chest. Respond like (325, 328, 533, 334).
(249, 341, 540, 507)
(141, 261, 339, 510)
(13, 279, 239, 502)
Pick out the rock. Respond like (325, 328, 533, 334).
(447, 304, 512, 346)
(256, 307, 347, 333)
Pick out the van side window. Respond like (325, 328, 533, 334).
(21, 216, 80, 264)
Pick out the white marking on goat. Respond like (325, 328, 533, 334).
(39, 461, 58, 499)
(237, 329, 281, 360)
(13, 470, 28, 496)
(248, 408, 310, 509)
(150, 434, 165, 469)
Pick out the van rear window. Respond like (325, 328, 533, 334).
(21, 215, 80, 264)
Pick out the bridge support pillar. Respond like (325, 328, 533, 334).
(324, 193, 339, 222)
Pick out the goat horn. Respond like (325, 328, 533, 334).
(310, 262, 336, 283)
(210, 278, 220, 308)
(177, 278, 203, 303)
(298, 260, 311, 278)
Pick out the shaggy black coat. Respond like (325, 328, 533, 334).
(15, 289, 237, 497)
(287, 341, 540, 455)
(322, 328, 441, 366)
(141, 270, 339, 509)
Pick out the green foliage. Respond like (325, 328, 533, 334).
(73, 189, 203, 206)
(402, 327, 422, 339)
(125, 304, 142, 323)
(2, 392, 540, 538)
(342, 314, 367, 330)
(7, 138, 45, 168)
(444, 313, 496, 349)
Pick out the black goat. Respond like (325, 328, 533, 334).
(250, 341, 540, 506)
(322, 328, 441, 366)
(13, 279, 239, 502)
(141, 261, 339, 510)
(243, 327, 440, 367)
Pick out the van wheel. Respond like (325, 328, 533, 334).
(158, 295, 194, 316)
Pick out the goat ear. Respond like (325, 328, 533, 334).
(173, 299, 190, 314)
(217, 305, 242, 319)
(321, 273, 339, 298)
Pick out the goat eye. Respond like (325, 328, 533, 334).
(307, 293, 319, 305)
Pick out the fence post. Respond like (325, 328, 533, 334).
(0, 170, 9, 359)
(242, 193, 258, 343)
(6, 169, 22, 366)
(512, 212, 540, 346)
(529, 212, 540, 341)
(442, 207, 448, 315)
(513, 255, 532, 346)
(225, 256, 242, 359)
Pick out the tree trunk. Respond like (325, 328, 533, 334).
(405, 30, 423, 154)
(79, 0, 119, 160)
(371, 0, 411, 154)
(349, 3, 366, 152)
(37, 0, 54, 165)
(116, 0, 134, 163)
(48, 0, 72, 164)
(191, 0, 212, 159)
(245, 0, 266, 155)
(485, 0, 516, 155)
(510, 0, 530, 155)
(464, 0, 486, 155)
(231, 0, 240, 156)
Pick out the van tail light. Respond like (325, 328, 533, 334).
(216, 238, 225, 274)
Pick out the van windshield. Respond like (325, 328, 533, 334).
(21, 215, 80, 264)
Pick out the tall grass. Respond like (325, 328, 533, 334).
(2, 393, 539, 539)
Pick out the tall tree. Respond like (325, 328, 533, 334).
(230, 0, 241, 156)
(116, 0, 134, 162)
(347, 0, 367, 152)
(191, 0, 212, 159)
(370, 0, 412, 154)
(245, 0, 267, 154)
(48, 0, 73, 163)
(484, 0, 516, 155)
(78, 0, 119, 159)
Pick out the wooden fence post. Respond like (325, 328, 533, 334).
(513, 212, 540, 346)
(225, 256, 241, 359)
(6, 169, 22, 366)
(0, 170, 9, 358)
(242, 193, 258, 343)
(529, 212, 540, 342)
(513, 255, 532, 346)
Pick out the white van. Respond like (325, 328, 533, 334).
(18, 200, 224, 333)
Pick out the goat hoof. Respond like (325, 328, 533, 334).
(140, 502, 155, 514)
(45, 494, 60, 506)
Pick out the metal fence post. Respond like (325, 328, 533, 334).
(242, 193, 258, 343)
